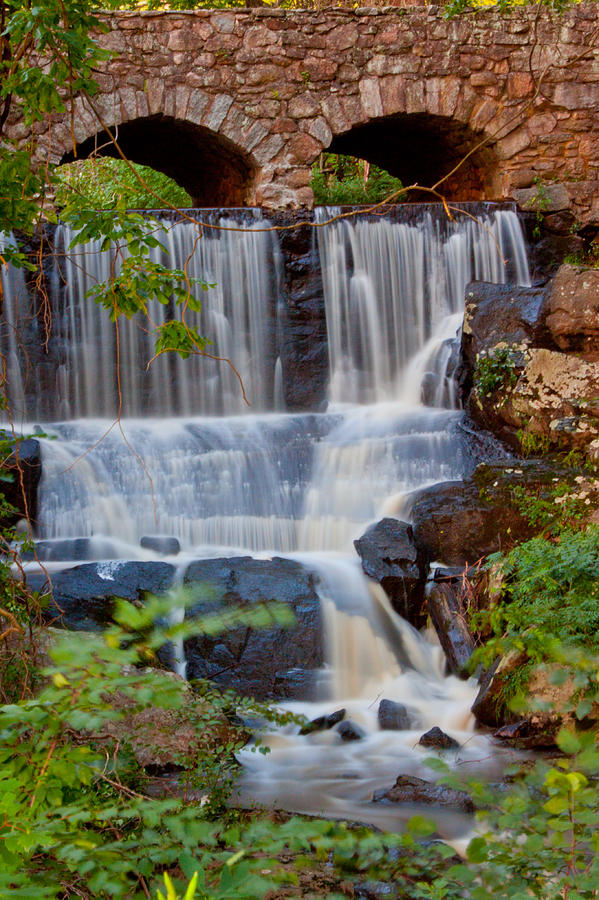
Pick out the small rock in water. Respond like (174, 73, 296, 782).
(372, 774, 474, 813)
(378, 699, 411, 730)
(300, 707, 346, 735)
(337, 720, 365, 742)
(140, 536, 181, 555)
(418, 726, 459, 751)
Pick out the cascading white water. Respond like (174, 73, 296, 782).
(3, 212, 282, 420)
(317, 207, 530, 405)
(7, 205, 531, 830)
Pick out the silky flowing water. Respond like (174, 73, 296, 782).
(1, 205, 531, 834)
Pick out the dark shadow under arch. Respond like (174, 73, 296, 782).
(328, 113, 497, 201)
(61, 115, 256, 207)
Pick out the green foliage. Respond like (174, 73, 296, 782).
(0, 593, 303, 898)
(55, 158, 193, 210)
(510, 478, 589, 534)
(0, 0, 208, 363)
(311, 153, 405, 206)
(516, 429, 551, 457)
(473, 526, 599, 674)
(473, 347, 518, 397)
(444, 0, 573, 18)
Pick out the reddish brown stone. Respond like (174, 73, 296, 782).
(286, 131, 322, 164)
(5, 6, 599, 218)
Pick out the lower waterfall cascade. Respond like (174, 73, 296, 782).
(3, 204, 532, 833)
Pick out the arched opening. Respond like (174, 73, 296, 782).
(328, 113, 497, 202)
(61, 116, 256, 207)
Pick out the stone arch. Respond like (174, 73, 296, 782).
(49, 90, 260, 207)
(320, 76, 500, 201)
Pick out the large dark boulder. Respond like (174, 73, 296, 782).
(373, 774, 473, 813)
(409, 460, 574, 567)
(353, 518, 425, 624)
(0, 436, 41, 529)
(183, 556, 323, 700)
(33, 561, 176, 631)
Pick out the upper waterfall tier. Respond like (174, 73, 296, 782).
(317, 206, 529, 405)
(0, 204, 529, 422)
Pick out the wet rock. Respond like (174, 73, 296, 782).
(32, 561, 176, 631)
(353, 518, 425, 624)
(461, 280, 550, 379)
(378, 699, 411, 730)
(140, 535, 181, 555)
(373, 774, 474, 813)
(274, 668, 318, 700)
(410, 459, 576, 567)
(418, 726, 459, 751)
(278, 227, 329, 411)
(183, 556, 323, 700)
(410, 470, 527, 567)
(0, 436, 41, 528)
(426, 582, 475, 676)
(300, 707, 346, 735)
(21, 536, 136, 562)
(541, 264, 599, 352)
(22, 538, 99, 562)
(531, 234, 585, 277)
(337, 720, 365, 741)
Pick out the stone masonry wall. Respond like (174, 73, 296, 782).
(6, 5, 599, 220)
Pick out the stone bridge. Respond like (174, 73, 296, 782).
(11, 5, 599, 221)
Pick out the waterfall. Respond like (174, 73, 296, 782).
(317, 207, 530, 405)
(5, 204, 531, 830)
(3, 212, 282, 420)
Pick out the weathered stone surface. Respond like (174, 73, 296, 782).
(4, 7, 599, 221)
(378, 698, 411, 730)
(461, 281, 550, 376)
(512, 182, 570, 212)
(426, 581, 475, 676)
(353, 518, 424, 624)
(33, 561, 176, 631)
(460, 274, 599, 455)
(373, 774, 474, 812)
(478, 347, 599, 453)
(541, 264, 599, 351)
(183, 556, 323, 700)
(418, 726, 460, 751)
